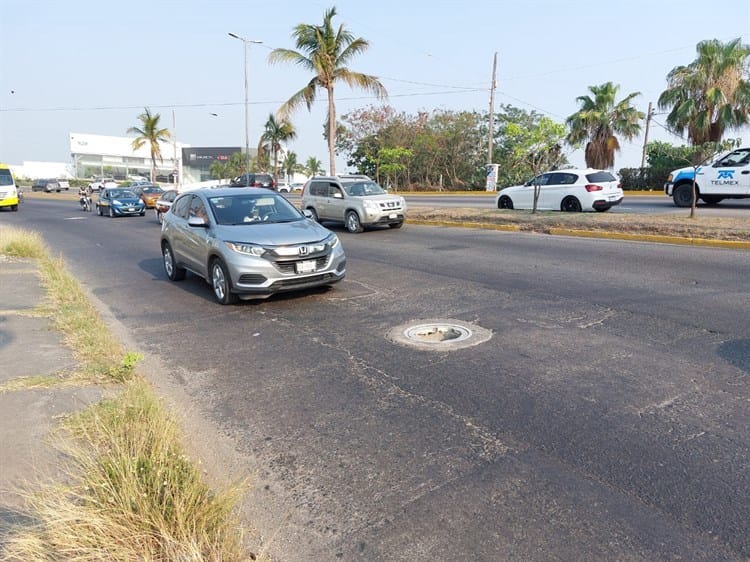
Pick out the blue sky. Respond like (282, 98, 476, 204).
(1, 0, 748, 174)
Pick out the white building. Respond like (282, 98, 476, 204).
(70, 132, 189, 182)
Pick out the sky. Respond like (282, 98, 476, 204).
(1, 0, 749, 175)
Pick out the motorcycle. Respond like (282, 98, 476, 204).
(79, 193, 93, 212)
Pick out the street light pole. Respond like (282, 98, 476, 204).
(228, 33, 262, 186)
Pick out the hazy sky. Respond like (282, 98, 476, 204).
(1, 0, 748, 174)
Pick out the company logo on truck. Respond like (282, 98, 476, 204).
(713, 170, 737, 185)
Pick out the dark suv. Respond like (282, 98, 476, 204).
(229, 173, 276, 189)
(31, 178, 61, 192)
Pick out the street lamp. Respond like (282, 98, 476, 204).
(228, 32, 262, 186)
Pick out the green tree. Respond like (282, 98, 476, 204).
(269, 6, 387, 175)
(281, 151, 298, 182)
(505, 118, 567, 213)
(209, 160, 228, 181)
(378, 147, 413, 190)
(304, 156, 324, 176)
(658, 38, 750, 145)
(127, 108, 171, 183)
(258, 114, 297, 179)
(566, 82, 644, 169)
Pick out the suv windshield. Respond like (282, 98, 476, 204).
(0, 169, 13, 186)
(343, 181, 386, 196)
(209, 193, 303, 225)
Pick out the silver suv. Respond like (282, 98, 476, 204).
(160, 187, 346, 304)
(301, 175, 407, 233)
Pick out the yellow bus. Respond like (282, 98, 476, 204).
(0, 163, 20, 211)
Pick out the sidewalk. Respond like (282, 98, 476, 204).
(0, 257, 102, 544)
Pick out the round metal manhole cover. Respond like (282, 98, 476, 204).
(388, 319, 492, 351)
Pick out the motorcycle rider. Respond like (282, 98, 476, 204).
(79, 185, 91, 211)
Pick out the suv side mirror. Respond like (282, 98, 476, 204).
(332, 191, 343, 199)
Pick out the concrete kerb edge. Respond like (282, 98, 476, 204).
(406, 219, 750, 250)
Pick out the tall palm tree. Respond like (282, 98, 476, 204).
(305, 156, 324, 176)
(658, 38, 750, 145)
(127, 108, 171, 183)
(566, 82, 644, 169)
(258, 114, 297, 179)
(269, 6, 388, 175)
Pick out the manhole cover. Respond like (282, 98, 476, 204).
(388, 319, 492, 351)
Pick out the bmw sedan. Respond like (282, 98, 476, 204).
(97, 188, 146, 217)
(495, 169, 623, 212)
(160, 187, 346, 304)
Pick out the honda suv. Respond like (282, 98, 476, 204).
(301, 176, 407, 233)
(229, 173, 276, 189)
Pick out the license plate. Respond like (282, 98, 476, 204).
(389, 213, 397, 219)
(127, 207, 135, 211)
(296, 260, 316, 274)
(608, 195, 619, 201)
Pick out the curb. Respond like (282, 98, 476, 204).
(408, 220, 750, 250)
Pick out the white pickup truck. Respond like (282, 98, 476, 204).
(664, 147, 750, 206)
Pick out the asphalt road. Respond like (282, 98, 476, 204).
(3, 197, 750, 561)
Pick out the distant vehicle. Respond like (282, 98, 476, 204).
(56, 179, 71, 191)
(89, 177, 117, 192)
(276, 181, 291, 193)
(132, 184, 164, 208)
(495, 168, 623, 212)
(160, 187, 346, 304)
(96, 187, 146, 217)
(301, 175, 407, 233)
(229, 173, 276, 189)
(0, 163, 20, 211)
(31, 178, 61, 192)
(128, 174, 149, 182)
(291, 182, 304, 192)
(664, 147, 750, 207)
(154, 189, 178, 224)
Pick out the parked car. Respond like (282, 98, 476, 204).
(154, 189, 178, 224)
(229, 173, 276, 189)
(291, 182, 304, 192)
(96, 187, 146, 217)
(301, 175, 407, 233)
(160, 187, 346, 304)
(495, 169, 623, 212)
(133, 184, 164, 208)
(276, 181, 291, 193)
(56, 179, 71, 191)
(31, 178, 61, 192)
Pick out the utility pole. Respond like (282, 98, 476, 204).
(172, 109, 178, 188)
(640, 101, 653, 169)
(487, 52, 498, 165)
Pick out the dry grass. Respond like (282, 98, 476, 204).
(1, 224, 256, 561)
(2, 379, 249, 561)
(407, 206, 750, 242)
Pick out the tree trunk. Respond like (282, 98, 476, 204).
(327, 86, 336, 176)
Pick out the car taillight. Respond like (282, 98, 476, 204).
(585, 184, 603, 192)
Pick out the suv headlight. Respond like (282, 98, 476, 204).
(363, 200, 380, 211)
(326, 233, 340, 249)
(225, 241, 266, 256)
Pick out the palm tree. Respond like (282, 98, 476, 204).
(282, 151, 300, 182)
(127, 108, 171, 183)
(258, 114, 297, 179)
(658, 38, 750, 145)
(566, 82, 644, 169)
(305, 156, 324, 176)
(269, 6, 388, 175)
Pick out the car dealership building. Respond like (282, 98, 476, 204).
(69, 132, 247, 185)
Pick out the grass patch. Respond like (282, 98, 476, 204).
(2, 378, 249, 561)
(407, 207, 750, 242)
(1, 224, 255, 560)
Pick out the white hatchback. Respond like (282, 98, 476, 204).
(495, 169, 623, 212)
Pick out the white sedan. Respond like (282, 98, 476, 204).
(495, 169, 623, 212)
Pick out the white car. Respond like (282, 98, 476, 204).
(495, 168, 623, 212)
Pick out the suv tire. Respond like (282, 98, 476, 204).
(345, 210, 363, 233)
